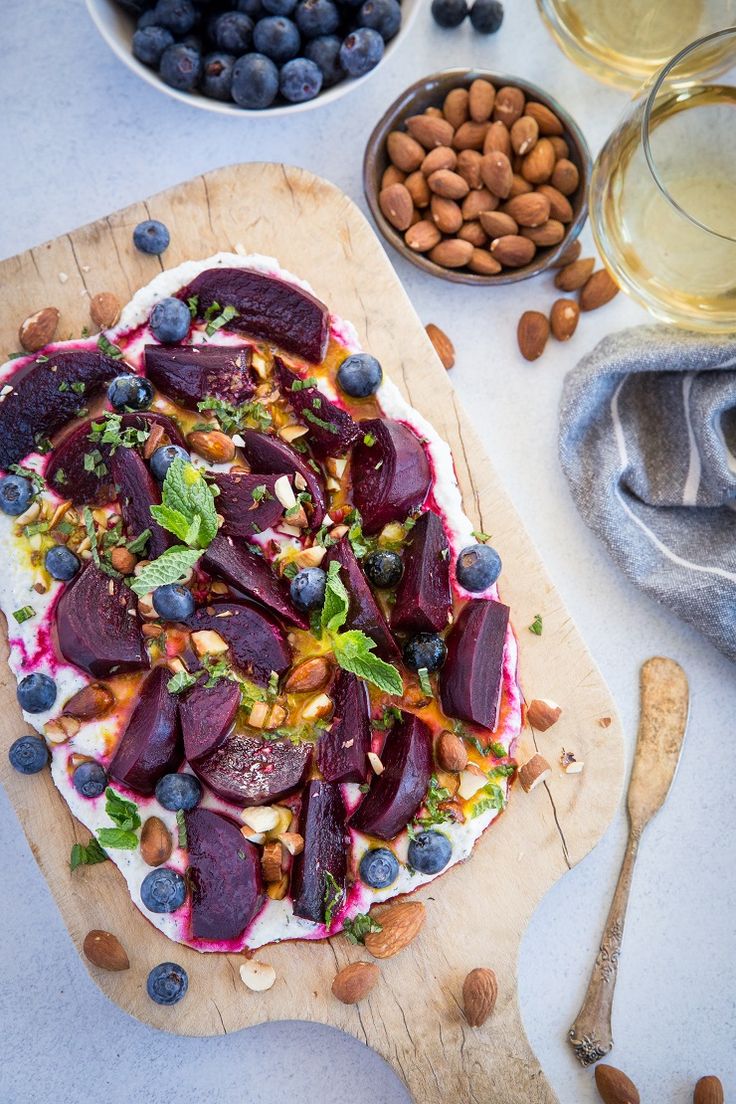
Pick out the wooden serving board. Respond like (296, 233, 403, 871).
(0, 164, 624, 1103)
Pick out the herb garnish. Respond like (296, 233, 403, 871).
(413, 775, 452, 831)
(417, 667, 433, 697)
(96, 788, 141, 850)
(97, 333, 124, 359)
(205, 303, 238, 337)
(197, 396, 272, 434)
(471, 530, 492, 543)
(70, 836, 108, 871)
(342, 913, 382, 945)
(529, 613, 543, 636)
(323, 870, 344, 928)
(12, 605, 35, 624)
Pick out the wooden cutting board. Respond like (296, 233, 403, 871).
(0, 163, 624, 1103)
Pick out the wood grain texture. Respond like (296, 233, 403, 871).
(0, 163, 625, 1103)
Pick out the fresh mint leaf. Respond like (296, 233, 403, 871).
(97, 827, 138, 850)
(12, 605, 35, 624)
(320, 560, 350, 635)
(529, 613, 543, 636)
(130, 545, 203, 596)
(168, 669, 199, 695)
(97, 334, 124, 359)
(104, 787, 141, 832)
(82, 507, 100, 567)
(151, 458, 217, 549)
(332, 630, 403, 696)
(417, 667, 433, 697)
(471, 782, 506, 818)
(323, 870, 344, 928)
(126, 528, 151, 554)
(9, 464, 44, 496)
(414, 775, 452, 829)
(176, 809, 187, 848)
(471, 530, 492, 543)
(205, 303, 238, 337)
(197, 397, 272, 434)
(150, 502, 197, 545)
(342, 913, 382, 944)
(70, 837, 108, 871)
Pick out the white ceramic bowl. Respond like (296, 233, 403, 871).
(86, 0, 421, 118)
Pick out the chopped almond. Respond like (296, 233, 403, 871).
(518, 753, 552, 792)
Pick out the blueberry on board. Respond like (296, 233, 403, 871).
(290, 566, 326, 611)
(363, 549, 402, 589)
(72, 760, 108, 799)
(0, 474, 34, 516)
(45, 545, 81, 582)
(140, 868, 187, 913)
(149, 297, 192, 344)
(455, 543, 502, 592)
(358, 0, 401, 40)
(17, 672, 57, 714)
(132, 25, 175, 67)
(147, 962, 189, 1005)
(304, 34, 343, 86)
(339, 27, 384, 76)
(336, 352, 382, 397)
(408, 830, 452, 874)
(211, 10, 253, 52)
(152, 0, 198, 34)
(469, 0, 503, 32)
(159, 42, 203, 91)
(359, 847, 399, 889)
(150, 443, 190, 482)
(155, 772, 202, 811)
(108, 373, 154, 412)
(201, 51, 236, 100)
(231, 52, 280, 107)
(402, 632, 447, 673)
(252, 15, 301, 61)
(295, 0, 339, 38)
(431, 0, 468, 27)
(152, 583, 195, 621)
(8, 734, 49, 775)
(262, 0, 297, 12)
(133, 218, 170, 256)
(279, 57, 323, 102)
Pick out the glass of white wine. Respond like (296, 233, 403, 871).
(589, 28, 736, 332)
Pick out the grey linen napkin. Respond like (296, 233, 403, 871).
(558, 325, 736, 662)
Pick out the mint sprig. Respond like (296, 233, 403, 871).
(130, 545, 203, 597)
(150, 458, 218, 549)
(70, 837, 108, 871)
(95, 788, 141, 851)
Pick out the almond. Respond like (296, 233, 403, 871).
(535, 184, 572, 223)
(526, 698, 563, 730)
(143, 420, 167, 459)
(457, 221, 488, 248)
(483, 120, 511, 156)
(430, 195, 463, 234)
(240, 959, 276, 992)
(521, 219, 565, 246)
(381, 164, 406, 190)
(455, 148, 484, 190)
(90, 292, 121, 330)
(468, 249, 502, 276)
(525, 100, 564, 136)
(421, 145, 457, 176)
(262, 840, 284, 883)
(406, 114, 455, 149)
(332, 962, 380, 1005)
(187, 429, 236, 464)
(594, 1065, 640, 1104)
(521, 138, 556, 183)
(480, 151, 512, 198)
(18, 306, 59, 353)
(550, 136, 570, 160)
(468, 78, 495, 122)
(479, 210, 518, 238)
(550, 299, 580, 341)
(518, 753, 552, 792)
(443, 87, 469, 129)
(554, 257, 594, 291)
(387, 130, 425, 173)
(580, 269, 619, 311)
(109, 546, 137, 574)
(425, 323, 455, 369)
(427, 169, 470, 200)
(453, 121, 488, 151)
(517, 311, 550, 360)
(508, 173, 534, 198)
(404, 171, 430, 209)
(191, 628, 228, 656)
(510, 115, 539, 155)
(552, 238, 582, 267)
(63, 682, 114, 719)
(461, 188, 497, 220)
(550, 157, 580, 195)
(284, 655, 332, 693)
(301, 691, 333, 721)
(436, 730, 468, 772)
(493, 86, 525, 127)
(491, 235, 536, 267)
(462, 967, 498, 1027)
(83, 930, 130, 972)
(279, 831, 304, 856)
(424, 105, 444, 118)
(428, 238, 474, 269)
(364, 901, 426, 958)
(405, 220, 442, 253)
(503, 191, 551, 228)
(379, 182, 415, 230)
(140, 815, 173, 866)
(694, 1076, 724, 1104)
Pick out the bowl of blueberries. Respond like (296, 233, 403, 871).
(86, 0, 420, 114)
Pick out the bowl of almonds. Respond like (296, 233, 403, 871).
(364, 68, 592, 284)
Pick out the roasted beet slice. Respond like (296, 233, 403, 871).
(349, 713, 432, 840)
(144, 344, 254, 411)
(202, 533, 308, 629)
(440, 598, 510, 731)
(239, 428, 326, 528)
(351, 419, 431, 534)
(391, 510, 452, 634)
(179, 679, 241, 764)
(324, 538, 400, 661)
(291, 780, 348, 924)
(316, 670, 371, 783)
(0, 349, 119, 469)
(189, 601, 291, 685)
(108, 666, 182, 794)
(185, 807, 263, 942)
(55, 564, 148, 677)
(275, 359, 359, 458)
(191, 731, 312, 806)
(210, 472, 284, 539)
(109, 446, 173, 558)
(180, 267, 329, 364)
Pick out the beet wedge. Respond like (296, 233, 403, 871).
(391, 510, 452, 634)
(349, 712, 432, 840)
(211, 472, 284, 539)
(180, 267, 329, 364)
(109, 445, 173, 559)
(351, 419, 431, 534)
(324, 537, 400, 661)
(55, 564, 148, 677)
(108, 665, 182, 794)
(191, 731, 312, 806)
(179, 679, 241, 764)
(316, 670, 371, 783)
(185, 807, 263, 943)
(291, 780, 348, 924)
(440, 598, 510, 731)
(239, 428, 326, 529)
(275, 359, 359, 458)
(189, 600, 291, 686)
(144, 343, 254, 411)
(202, 533, 308, 629)
(0, 348, 120, 469)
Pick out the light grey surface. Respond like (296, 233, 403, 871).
(1, 2, 734, 1102)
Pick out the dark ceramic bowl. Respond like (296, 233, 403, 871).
(364, 69, 592, 286)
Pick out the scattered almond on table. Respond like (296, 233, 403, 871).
(694, 1075, 724, 1104)
(18, 306, 59, 352)
(594, 1064, 640, 1104)
(82, 929, 130, 972)
(462, 966, 498, 1027)
(89, 291, 121, 330)
(332, 962, 380, 1005)
(425, 322, 456, 369)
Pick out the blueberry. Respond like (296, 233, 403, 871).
(152, 0, 198, 34)
(231, 52, 279, 108)
(155, 772, 202, 811)
(152, 583, 195, 621)
(17, 672, 57, 714)
(0, 474, 34, 516)
(339, 27, 384, 77)
(8, 734, 49, 774)
(336, 352, 382, 397)
(363, 549, 402, 589)
(211, 10, 253, 52)
(403, 632, 447, 673)
(137, 10, 161, 29)
(150, 443, 190, 482)
(279, 57, 323, 102)
(358, 0, 401, 40)
(149, 297, 191, 344)
(132, 25, 175, 67)
(455, 543, 501, 591)
(45, 545, 81, 582)
(140, 868, 187, 913)
(295, 0, 339, 37)
(108, 373, 154, 412)
(252, 15, 300, 61)
(304, 34, 343, 86)
(236, 0, 263, 14)
(159, 42, 202, 91)
(202, 51, 236, 100)
(262, 0, 297, 12)
(133, 218, 170, 256)
(147, 962, 189, 1005)
(469, 0, 504, 32)
(72, 760, 108, 799)
(431, 0, 468, 27)
(407, 829, 452, 874)
(290, 566, 326, 611)
(359, 847, 399, 889)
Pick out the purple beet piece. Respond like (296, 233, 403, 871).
(324, 537, 400, 661)
(210, 472, 284, 539)
(191, 731, 312, 806)
(239, 428, 326, 528)
(291, 780, 348, 924)
(144, 343, 255, 411)
(189, 600, 291, 686)
(109, 445, 173, 558)
(202, 532, 308, 629)
(108, 665, 182, 794)
(391, 510, 452, 634)
(185, 807, 264, 942)
(0, 349, 119, 469)
(275, 359, 359, 458)
(351, 418, 431, 534)
(179, 679, 241, 764)
(440, 598, 510, 731)
(349, 712, 432, 840)
(55, 564, 148, 677)
(316, 670, 371, 783)
(180, 267, 329, 364)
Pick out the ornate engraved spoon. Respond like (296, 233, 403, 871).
(568, 656, 690, 1066)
